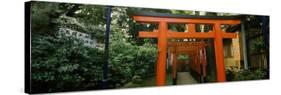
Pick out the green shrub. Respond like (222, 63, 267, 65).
(31, 34, 104, 92)
(235, 69, 267, 80)
(226, 69, 267, 81)
(109, 32, 157, 86)
(177, 54, 189, 61)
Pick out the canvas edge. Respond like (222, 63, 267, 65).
(24, 1, 32, 94)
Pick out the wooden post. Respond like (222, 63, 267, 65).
(156, 21, 168, 86)
(214, 23, 226, 82)
(172, 50, 177, 85)
(197, 50, 200, 75)
(191, 54, 195, 71)
(188, 24, 196, 33)
(202, 48, 207, 77)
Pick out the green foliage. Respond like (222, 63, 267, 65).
(177, 54, 189, 61)
(31, 1, 106, 42)
(30, 1, 159, 92)
(30, 2, 106, 92)
(30, 2, 60, 35)
(234, 69, 267, 80)
(107, 7, 158, 87)
(226, 69, 267, 81)
(108, 31, 157, 87)
(31, 34, 104, 92)
(250, 36, 265, 52)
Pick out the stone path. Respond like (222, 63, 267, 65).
(177, 72, 198, 85)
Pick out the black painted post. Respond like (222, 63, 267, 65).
(261, 16, 270, 78)
(103, 6, 112, 89)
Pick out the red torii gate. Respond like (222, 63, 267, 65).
(169, 41, 207, 83)
(132, 14, 240, 86)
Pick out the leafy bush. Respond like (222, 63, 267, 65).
(31, 30, 157, 92)
(31, 34, 104, 92)
(108, 32, 157, 87)
(235, 69, 267, 80)
(226, 69, 267, 81)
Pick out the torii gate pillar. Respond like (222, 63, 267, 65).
(214, 23, 226, 82)
(156, 21, 168, 86)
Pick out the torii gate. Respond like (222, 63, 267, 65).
(132, 13, 240, 86)
(168, 41, 207, 84)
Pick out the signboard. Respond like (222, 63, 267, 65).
(58, 28, 97, 48)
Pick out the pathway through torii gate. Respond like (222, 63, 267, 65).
(169, 41, 207, 84)
(132, 13, 240, 86)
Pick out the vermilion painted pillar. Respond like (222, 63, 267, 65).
(172, 51, 177, 85)
(202, 48, 207, 77)
(194, 52, 198, 73)
(214, 23, 226, 82)
(156, 21, 168, 86)
(197, 50, 201, 74)
(172, 51, 177, 80)
(191, 54, 195, 71)
(195, 51, 200, 80)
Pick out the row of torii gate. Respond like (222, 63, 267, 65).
(169, 40, 208, 84)
(131, 13, 240, 86)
